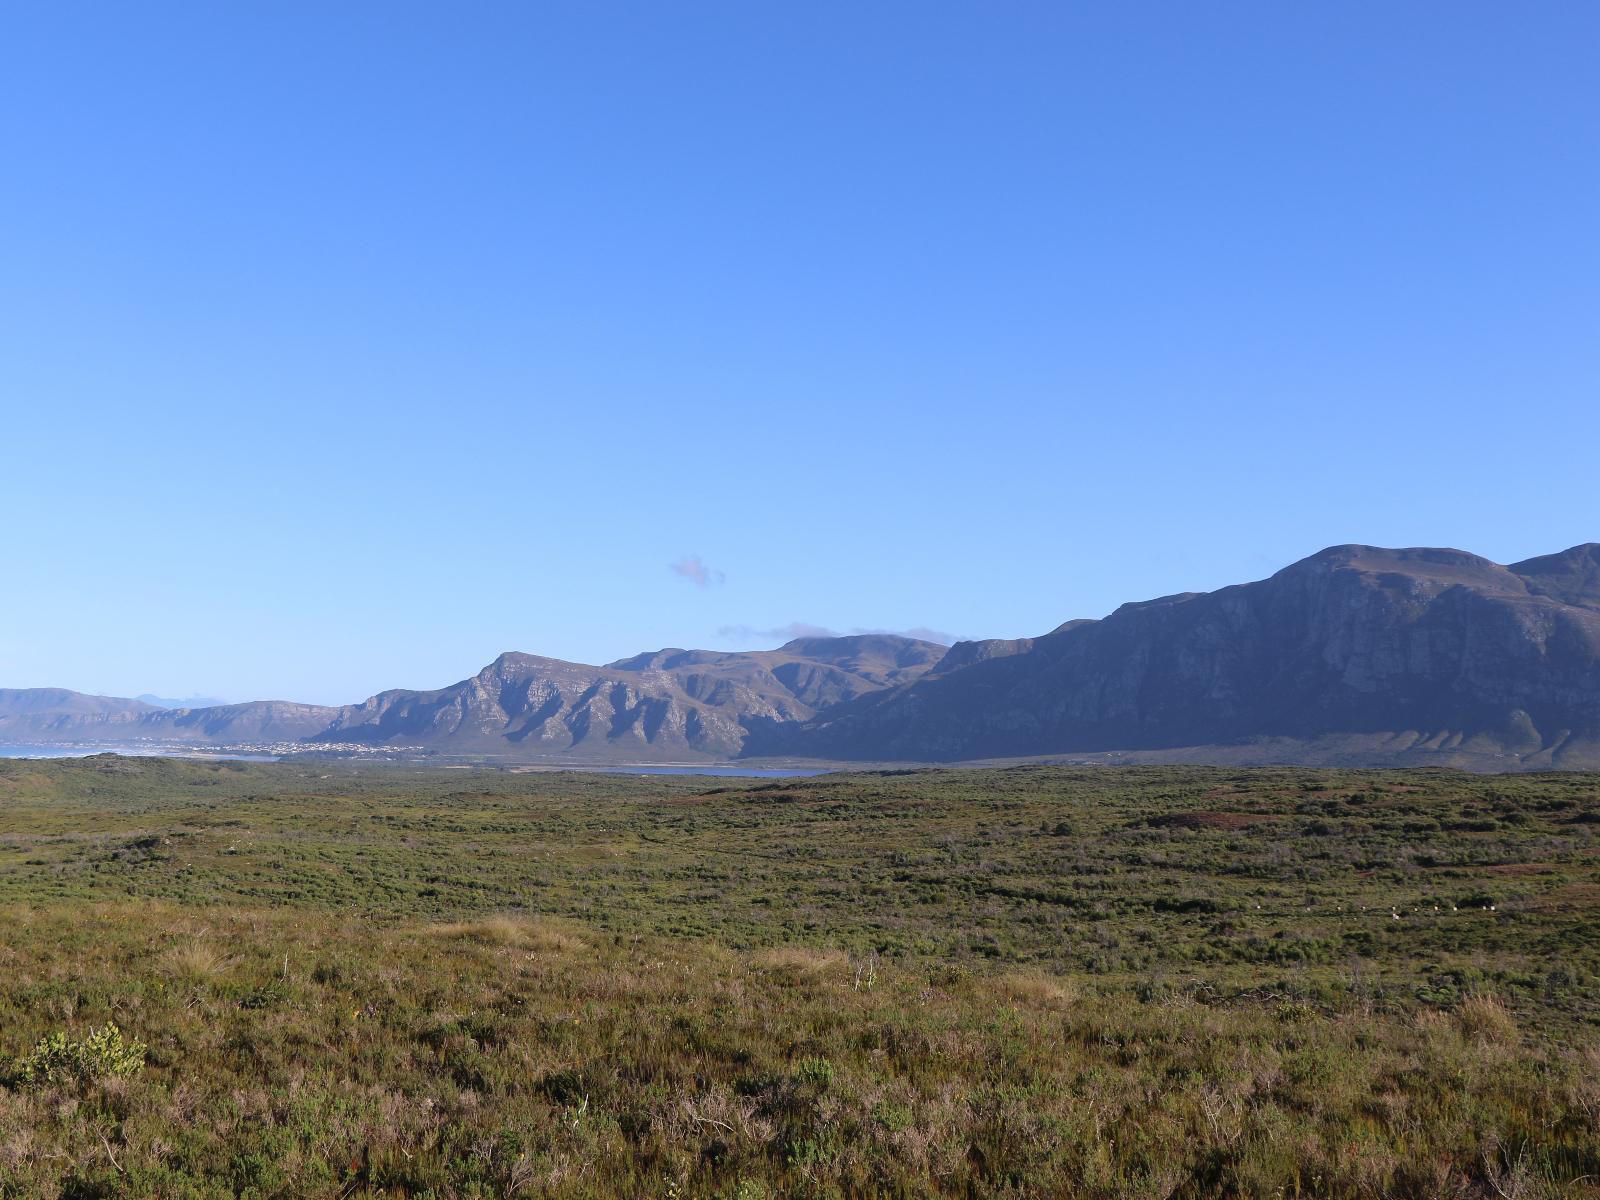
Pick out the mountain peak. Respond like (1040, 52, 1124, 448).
(1296, 543, 1498, 573)
(1510, 543, 1600, 609)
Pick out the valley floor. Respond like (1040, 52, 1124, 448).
(0, 758, 1596, 1198)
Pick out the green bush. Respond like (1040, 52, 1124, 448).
(793, 1055, 835, 1091)
(18, 1022, 147, 1087)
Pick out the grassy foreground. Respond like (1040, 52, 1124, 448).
(0, 756, 1596, 1198)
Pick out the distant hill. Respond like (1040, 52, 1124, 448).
(0, 689, 161, 741)
(0, 689, 335, 746)
(0, 688, 158, 718)
(137, 694, 227, 710)
(756, 544, 1600, 769)
(312, 634, 948, 758)
(143, 700, 340, 743)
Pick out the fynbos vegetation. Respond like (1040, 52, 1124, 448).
(0, 756, 1596, 1197)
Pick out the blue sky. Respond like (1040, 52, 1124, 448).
(3, 2, 1596, 705)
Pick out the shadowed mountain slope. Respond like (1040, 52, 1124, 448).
(755, 544, 1600, 769)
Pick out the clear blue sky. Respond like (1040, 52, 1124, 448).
(3, 2, 1596, 705)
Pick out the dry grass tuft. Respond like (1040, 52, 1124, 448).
(751, 946, 849, 981)
(159, 940, 235, 981)
(993, 970, 1079, 1011)
(423, 915, 588, 954)
(1455, 992, 1518, 1045)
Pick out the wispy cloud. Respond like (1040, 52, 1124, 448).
(892, 627, 962, 645)
(717, 623, 962, 646)
(717, 622, 839, 642)
(670, 554, 725, 589)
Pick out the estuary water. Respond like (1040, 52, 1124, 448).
(0, 744, 280, 762)
(587, 766, 829, 778)
(0, 746, 825, 776)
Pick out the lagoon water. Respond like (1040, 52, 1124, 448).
(0, 746, 824, 776)
(588, 766, 829, 778)
(0, 744, 280, 762)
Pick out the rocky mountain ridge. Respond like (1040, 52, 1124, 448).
(760, 543, 1600, 769)
(6, 544, 1599, 768)
(312, 635, 948, 757)
(0, 635, 948, 759)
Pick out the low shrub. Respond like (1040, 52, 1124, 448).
(18, 1023, 147, 1088)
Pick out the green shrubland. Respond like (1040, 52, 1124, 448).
(0, 756, 1595, 1197)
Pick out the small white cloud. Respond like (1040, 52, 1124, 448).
(670, 554, 725, 588)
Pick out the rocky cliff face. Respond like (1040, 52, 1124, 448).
(312, 635, 949, 758)
(764, 545, 1600, 768)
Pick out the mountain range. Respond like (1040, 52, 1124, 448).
(136, 693, 228, 710)
(0, 636, 948, 760)
(753, 543, 1600, 769)
(5, 542, 1598, 769)
(311, 636, 946, 758)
